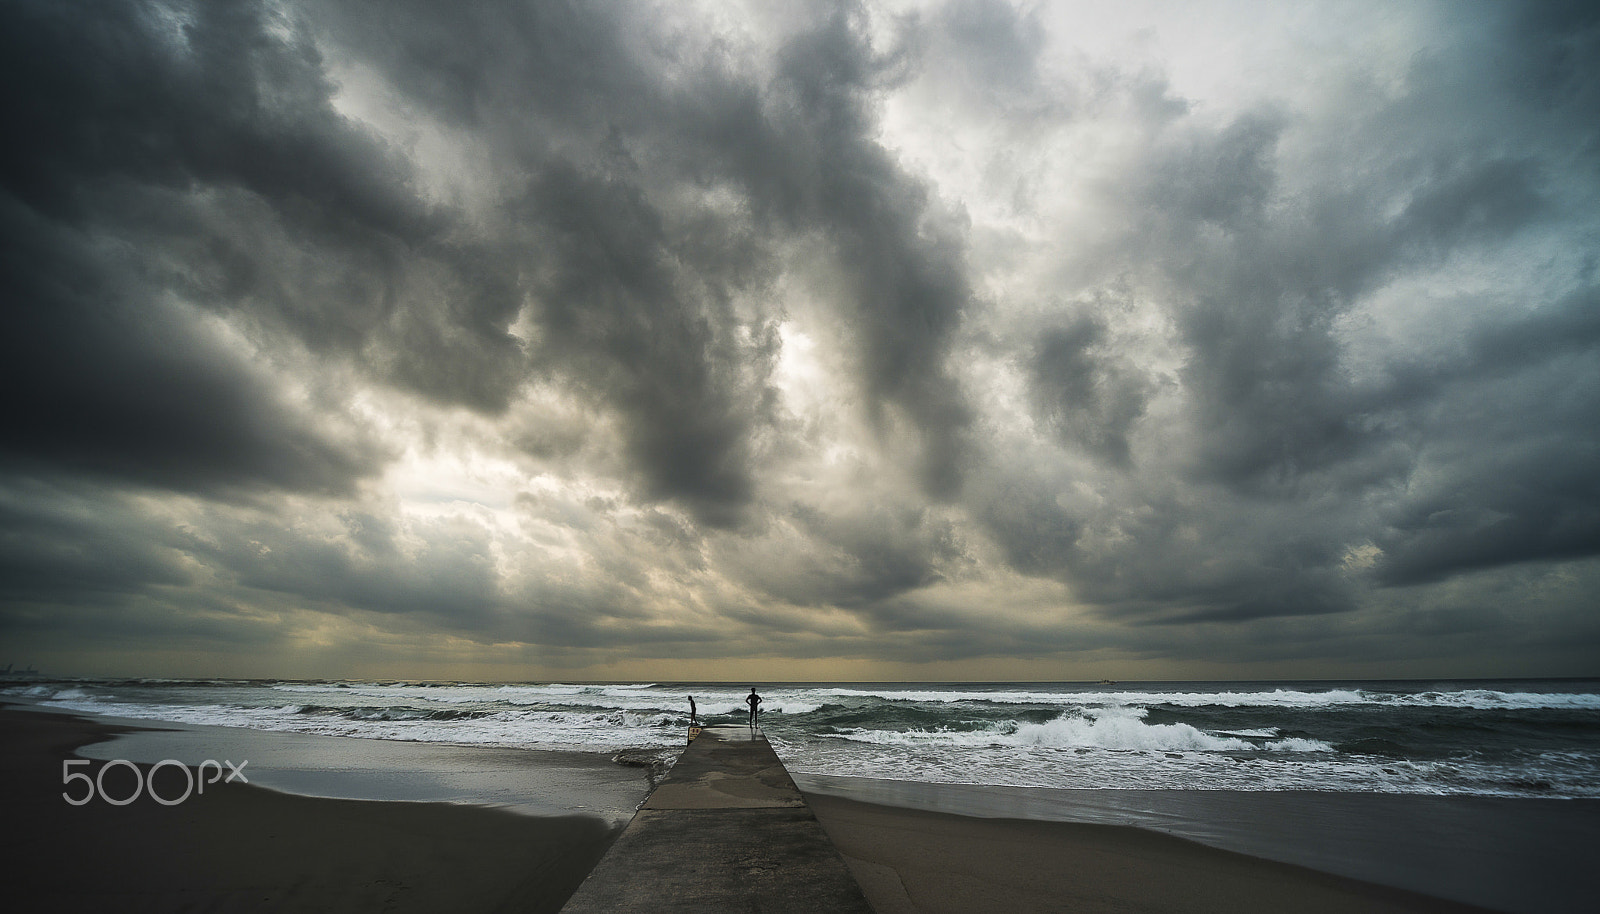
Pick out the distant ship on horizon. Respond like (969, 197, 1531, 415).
(1, 663, 42, 678)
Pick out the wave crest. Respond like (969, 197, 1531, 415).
(833, 708, 1334, 753)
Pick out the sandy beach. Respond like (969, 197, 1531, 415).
(3, 703, 1515, 913)
(807, 793, 1491, 914)
(1, 706, 620, 913)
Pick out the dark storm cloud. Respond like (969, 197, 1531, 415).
(1167, 151, 1549, 497)
(0, 0, 422, 232)
(1371, 286, 1600, 586)
(1377, 449, 1600, 588)
(970, 470, 1082, 579)
(233, 512, 497, 618)
(1500, 1, 1600, 123)
(0, 197, 383, 495)
(762, 9, 976, 498)
(1161, 110, 1378, 493)
(1, 0, 764, 519)
(0, 482, 190, 604)
(305, 0, 790, 525)
(0, 0, 982, 625)
(1029, 312, 1155, 467)
(0, 0, 547, 451)
(516, 163, 776, 527)
(0, 482, 294, 659)
(0, 0, 409, 493)
(314, 0, 978, 519)
(1149, 56, 1596, 602)
(614, 3, 979, 501)
(727, 500, 966, 610)
(3, 0, 1598, 676)
(1150, 112, 1283, 232)
(957, 1, 1600, 630)
(969, 454, 1361, 625)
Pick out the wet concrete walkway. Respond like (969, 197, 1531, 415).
(560, 725, 875, 913)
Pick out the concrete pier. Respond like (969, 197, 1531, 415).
(560, 725, 874, 913)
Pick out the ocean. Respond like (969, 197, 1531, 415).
(12, 677, 1600, 798)
(9, 677, 1600, 912)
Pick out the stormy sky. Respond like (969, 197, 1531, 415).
(3, 0, 1597, 681)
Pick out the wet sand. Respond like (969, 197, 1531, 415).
(0, 706, 621, 913)
(795, 773, 1600, 913)
(806, 793, 1495, 914)
(0, 703, 1532, 913)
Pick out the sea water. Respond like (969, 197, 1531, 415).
(12, 678, 1600, 799)
(11, 677, 1600, 912)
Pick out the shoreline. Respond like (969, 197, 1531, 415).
(5, 701, 1585, 912)
(0, 705, 623, 913)
(61, 704, 655, 825)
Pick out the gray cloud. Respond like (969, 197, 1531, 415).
(1372, 288, 1600, 585)
(0, 197, 385, 495)
(726, 499, 967, 611)
(949, 0, 1600, 631)
(1029, 312, 1156, 468)
(653, 5, 980, 499)
(516, 163, 777, 527)
(2, 0, 1597, 677)
(0, 1, 421, 231)
(0, 482, 190, 604)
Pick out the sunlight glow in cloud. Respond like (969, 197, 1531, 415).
(2, 0, 1597, 680)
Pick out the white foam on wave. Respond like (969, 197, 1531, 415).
(43, 697, 306, 728)
(830, 708, 1334, 753)
(1014, 710, 1247, 752)
(3, 684, 73, 699)
(30, 679, 1599, 799)
(818, 685, 1600, 712)
(778, 740, 1534, 795)
(1397, 690, 1600, 710)
(261, 681, 1600, 715)
(263, 681, 822, 716)
(44, 686, 94, 700)
(818, 686, 1382, 708)
(45, 682, 816, 754)
(43, 694, 688, 752)
(820, 687, 1074, 704)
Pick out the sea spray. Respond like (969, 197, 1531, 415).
(11, 678, 1599, 798)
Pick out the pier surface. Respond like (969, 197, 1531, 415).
(560, 725, 874, 913)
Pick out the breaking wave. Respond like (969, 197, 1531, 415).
(9, 677, 1595, 798)
(829, 707, 1333, 753)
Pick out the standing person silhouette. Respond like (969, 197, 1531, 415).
(746, 687, 762, 729)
